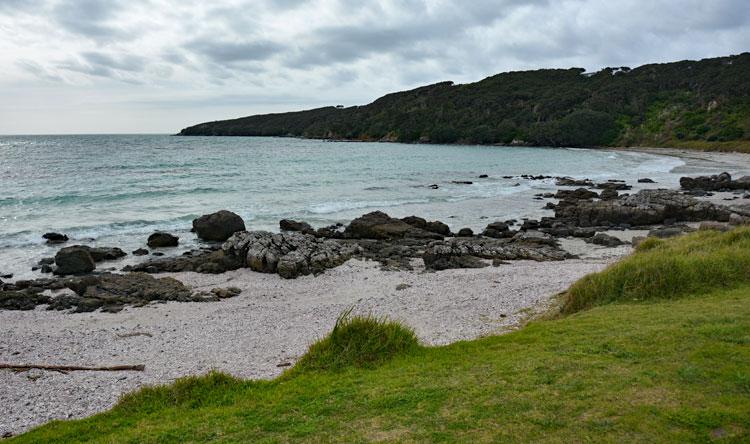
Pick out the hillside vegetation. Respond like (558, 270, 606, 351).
(13, 228, 750, 443)
(180, 53, 750, 150)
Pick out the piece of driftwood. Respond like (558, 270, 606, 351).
(0, 363, 145, 372)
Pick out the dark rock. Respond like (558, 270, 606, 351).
(38, 257, 55, 266)
(152, 252, 165, 256)
(43, 232, 69, 244)
(482, 221, 513, 238)
(133, 248, 149, 256)
(638, 178, 656, 183)
(345, 211, 443, 240)
(648, 226, 693, 239)
(124, 249, 242, 275)
(0, 291, 51, 310)
(544, 202, 557, 210)
(555, 188, 598, 200)
(555, 189, 731, 227)
(396, 283, 411, 290)
(595, 182, 631, 191)
(585, 233, 625, 247)
(401, 216, 451, 236)
(280, 219, 315, 234)
(478, 174, 489, 178)
(192, 210, 246, 242)
(556, 177, 594, 187)
(599, 188, 619, 200)
(456, 228, 474, 237)
(520, 219, 540, 231)
(0, 273, 12, 279)
(423, 236, 570, 271)
(40, 264, 53, 274)
(428, 184, 439, 189)
(54, 246, 96, 275)
(680, 172, 750, 191)
(147, 232, 179, 248)
(451, 180, 473, 185)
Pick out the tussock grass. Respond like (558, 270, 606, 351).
(563, 226, 750, 313)
(291, 308, 421, 373)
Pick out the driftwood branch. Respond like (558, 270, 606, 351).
(0, 363, 145, 372)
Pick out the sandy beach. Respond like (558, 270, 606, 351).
(0, 239, 627, 437)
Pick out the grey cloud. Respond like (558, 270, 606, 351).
(52, 0, 126, 40)
(15, 59, 63, 82)
(185, 40, 285, 63)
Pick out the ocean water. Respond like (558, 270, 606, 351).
(0, 134, 710, 279)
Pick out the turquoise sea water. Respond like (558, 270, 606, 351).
(0, 134, 707, 279)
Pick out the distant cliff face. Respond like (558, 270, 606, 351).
(179, 53, 750, 148)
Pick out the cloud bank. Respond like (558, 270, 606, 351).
(0, 0, 748, 133)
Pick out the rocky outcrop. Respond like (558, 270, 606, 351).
(423, 235, 570, 271)
(147, 232, 179, 248)
(124, 248, 242, 274)
(456, 228, 474, 237)
(556, 177, 594, 187)
(193, 210, 246, 241)
(555, 189, 731, 227)
(680, 172, 750, 191)
(223, 231, 361, 279)
(344, 211, 443, 240)
(54, 247, 96, 275)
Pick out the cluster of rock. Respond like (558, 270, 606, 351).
(680, 172, 750, 191)
(223, 231, 361, 279)
(0, 273, 241, 313)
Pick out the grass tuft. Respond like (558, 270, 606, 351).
(563, 226, 750, 314)
(291, 308, 421, 373)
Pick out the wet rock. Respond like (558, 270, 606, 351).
(555, 189, 731, 227)
(556, 177, 594, 187)
(61, 246, 126, 263)
(585, 233, 625, 247)
(54, 246, 95, 275)
(0, 273, 12, 279)
(456, 228, 474, 237)
(223, 231, 361, 279)
(147, 232, 179, 248)
(478, 174, 489, 178)
(451, 180, 473, 185)
(428, 184, 439, 189)
(192, 210, 246, 242)
(595, 181, 631, 191)
(132, 248, 149, 256)
(315, 224, 345, 239)
(280, 219, 314, 234)
(344, 211, 443, 240)
(555, 188, 598, 200)
(638, 178, 656, 183)
(38, 257, 55, 266)
(43, 232, 68, 244)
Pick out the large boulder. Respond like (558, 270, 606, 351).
(482, 221, 514, 238)
(223, 231, 361, 279)
(555, 188, 598, 200)
(80, 246, 127, 262)
(401, 216, 451, 236)
(193, 210, 246, 241)
(344, 211, 443, 240)
(680, 172, 733, 191)
(147, 232, 179, 248)
(585, 233, 625, 247)
(555, 189, 731, 227)
(54, 246, 96, 275)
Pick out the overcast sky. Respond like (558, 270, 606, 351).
(0, 0, 748, 134)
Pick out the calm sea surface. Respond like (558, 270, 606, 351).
(0, 134, 716, 278)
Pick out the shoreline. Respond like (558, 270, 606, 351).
(3, 147, 750, 437)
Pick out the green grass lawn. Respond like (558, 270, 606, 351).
(11, 230, 750, 443)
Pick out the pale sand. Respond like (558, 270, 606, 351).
(0, 249, 622, 436)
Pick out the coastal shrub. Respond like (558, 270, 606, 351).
(292, 309, 420, 373)
(562, 227, 750, 313)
